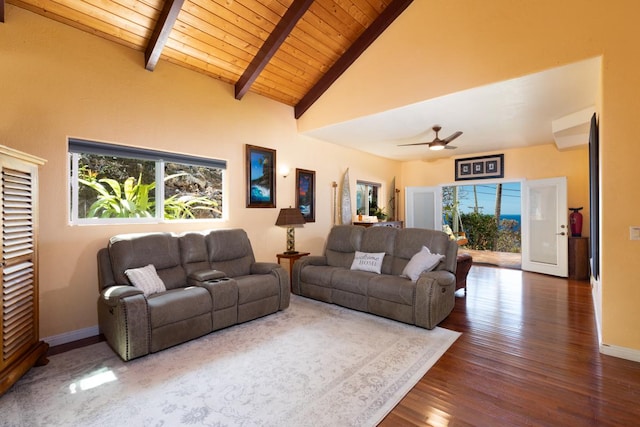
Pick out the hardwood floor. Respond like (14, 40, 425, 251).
(381, 266, 640, 426)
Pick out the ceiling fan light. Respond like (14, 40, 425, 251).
(429, 143, 445, 151)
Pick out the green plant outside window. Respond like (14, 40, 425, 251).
(69, 140, 225, 223)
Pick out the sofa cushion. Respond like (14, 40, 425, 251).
(392, 228, 452, 275)
(359, 227, 397, 274)
(350, 251, 385, 274)
(125, 264, 166, 296)
(401, 246, 445, 281)
(300, 265, 339, 288)
(147, 286, 212, 329)
(332, 269, 374, 295)
(206, 229, 255, 277)
(109, 232, 186, 289)
(179, 232, 210, 276)
(325, 225, 364, 268)
(368, 274, 415, 306)
(236, 274, 279, 304)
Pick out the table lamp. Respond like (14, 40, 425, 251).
(275, 207, 306, 254)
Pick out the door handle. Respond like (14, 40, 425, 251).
(556, 231, 566, 236)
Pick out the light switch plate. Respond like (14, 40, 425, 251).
(630, 226, 640, 241)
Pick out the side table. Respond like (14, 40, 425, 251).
(568, 237, 590, 280)
(276, 252, 310, 290)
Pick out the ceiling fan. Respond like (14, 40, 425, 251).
(398, 125, 463, 150)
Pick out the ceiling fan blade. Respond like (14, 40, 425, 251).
(397, 142, 430, 146)
(444, 145, 458, 150)
(442, 131, 463, 143)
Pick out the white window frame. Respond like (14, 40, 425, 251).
(69, 138, 226, 225)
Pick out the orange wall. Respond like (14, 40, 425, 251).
(300, 0, 640, 354)
(0, 6, 400, 338)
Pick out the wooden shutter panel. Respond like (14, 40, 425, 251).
(2, 168, 36, 362)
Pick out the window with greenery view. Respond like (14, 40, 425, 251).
(69, 139, 225, 224)
(356, 181, 384, 218)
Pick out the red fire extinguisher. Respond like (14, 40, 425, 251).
(569, 207, 583, 237)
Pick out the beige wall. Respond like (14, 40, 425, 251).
(300, 0, 640, 353)
(1, 6, 400, 338)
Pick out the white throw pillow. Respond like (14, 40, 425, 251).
(125, 264, 166, 296)
(350, 251, 385, 274)
(401, 246, 445, 282)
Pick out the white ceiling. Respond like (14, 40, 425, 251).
(303, 57, 601, 161)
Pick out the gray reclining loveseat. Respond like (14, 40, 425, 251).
(292, 225, 457, 329)
(97, 229, 289, 361)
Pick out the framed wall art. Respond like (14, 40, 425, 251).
(296, 168, 315, 222)
(455, 154, 504, 181)
(246, 144, 276, 208)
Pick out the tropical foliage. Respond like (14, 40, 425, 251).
(79, 166, 219, 220)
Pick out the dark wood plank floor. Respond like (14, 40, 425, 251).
(381, 266, 640, 426)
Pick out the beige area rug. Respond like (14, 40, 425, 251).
(0, 295, 460, 427)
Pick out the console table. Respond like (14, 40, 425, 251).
(568, 237, 589, 280)
(353, 220, 403, 229)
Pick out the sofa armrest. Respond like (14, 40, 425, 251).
(97, 287, 149, 361)
(248, 262, 290, 309)
(250, 262, 281, 275)
(188, 269, 226, 286)
(295, 255, 327, 267)
(99, 285, 144, 307)
(418, 270, 456, 287)
(414, 270, 456, 329)
(291, 256, 328, 294)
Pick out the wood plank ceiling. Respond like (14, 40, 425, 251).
(5, 0, 413, 117)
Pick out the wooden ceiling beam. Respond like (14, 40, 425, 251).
(145, 0, 185, 71)
(234, 0, 315, 100)
(294, 0, 414, 119)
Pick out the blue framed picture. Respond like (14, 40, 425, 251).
(246, 144, 276, 208)
(296, 168, 315, 222)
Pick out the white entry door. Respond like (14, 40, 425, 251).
(521, 177, 568, 277)
(405, 186, 442, 230)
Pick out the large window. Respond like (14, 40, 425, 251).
(69, 139, 225, 224)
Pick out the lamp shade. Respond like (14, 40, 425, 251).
(275, 208, 306, 227)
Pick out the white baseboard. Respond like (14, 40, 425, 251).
(590, 275, 602, 345)
(43, 325, 100, 347)
(589, 276, 640, 363)
(600, 343, 640, 363)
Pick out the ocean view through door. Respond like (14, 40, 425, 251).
(442, 181, 522, 269)
(408, 179, 568, 275)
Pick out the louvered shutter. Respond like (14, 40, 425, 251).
(0, 147, 47, 397)
(1, 168, 36, 362)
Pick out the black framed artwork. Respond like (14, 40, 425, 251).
(246, 144, 276, 208)
(455, 154, 504, 181)
(295, 168, 315, 222)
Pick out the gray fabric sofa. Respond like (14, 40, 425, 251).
(97, 229, 289, 361)
(292, 225, 458, 329)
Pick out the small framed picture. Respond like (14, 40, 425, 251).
(246, 144, 276, 208)
(455, 154, 504, 181)
(296, 168, 315, 222)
